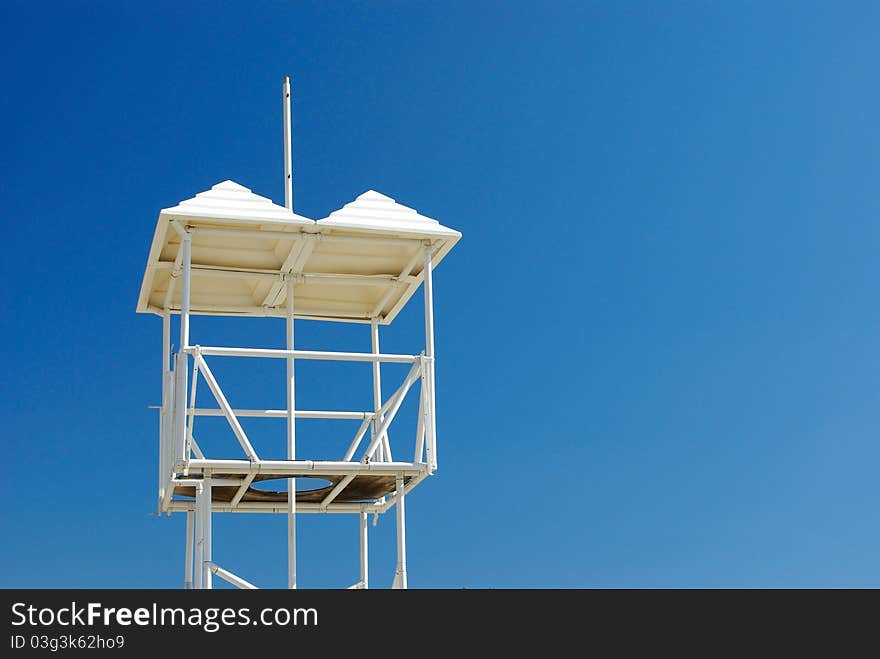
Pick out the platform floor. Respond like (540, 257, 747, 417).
(174, 473, 410, 503)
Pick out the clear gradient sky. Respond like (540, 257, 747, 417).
(1, 1, 878, 588)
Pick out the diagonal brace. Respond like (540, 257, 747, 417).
(195, 353, 259, 461)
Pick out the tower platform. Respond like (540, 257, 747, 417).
(174, 473, 413, 504)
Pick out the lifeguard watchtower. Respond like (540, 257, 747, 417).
(136, 78, 461, 589)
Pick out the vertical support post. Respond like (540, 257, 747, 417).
(174, 232, 192, 467)
(423, 245, 437, 471)
(193, 484, 204, 590)
(360, 511, 369, 589)
(202, 474, 213, 590)
(179, 232, 192, 350)
(286, 276, 297, 589)
(283, 76, 293, 211)
(371, 320, 391, 461)
(159, 313, 171, 511)
(162, 312, 171, 380)
(392, 476, 408, 589)
(184, 510, 194, 589)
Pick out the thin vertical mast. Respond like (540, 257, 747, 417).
(283, 75, 297, 589)
(283, 76, 293, 210)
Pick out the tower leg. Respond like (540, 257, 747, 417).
(193, 484, 203, 589)
(202, 475, 212, 589)
(392, 476, 407, 589)
(195, 478, 212, 589)
(184, 510, 194, 589)
(360, 511, 369, 589)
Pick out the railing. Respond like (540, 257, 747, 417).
(158, 345, 434, 513)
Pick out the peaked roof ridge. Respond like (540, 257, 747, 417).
(160, 179, 314, 225)
(357, 189, 396, 202)
(193, 189, 274, 204)
(212, 179, 252, 192)
(346, 189, 416, 213)
(316, 188, 460, 238)
(193, 179, 271, 202)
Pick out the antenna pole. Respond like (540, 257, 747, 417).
(283, 76, 293, 210)
(283, 76, 297, 588)
(286, 276, 297, 589)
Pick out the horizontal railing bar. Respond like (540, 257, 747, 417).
(185, 408, 374, 420)
(169, 500, 380, 514)
(187, 459, 426, 477)
(185, 346, 418, 363)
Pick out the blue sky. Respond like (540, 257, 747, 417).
(1, 1, 878, 587)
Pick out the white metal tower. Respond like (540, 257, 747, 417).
(137, 77, 461, 589)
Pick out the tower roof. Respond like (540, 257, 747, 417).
(137, 183, 460, 324)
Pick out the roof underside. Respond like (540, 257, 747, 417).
(137, 182, 460, 324)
